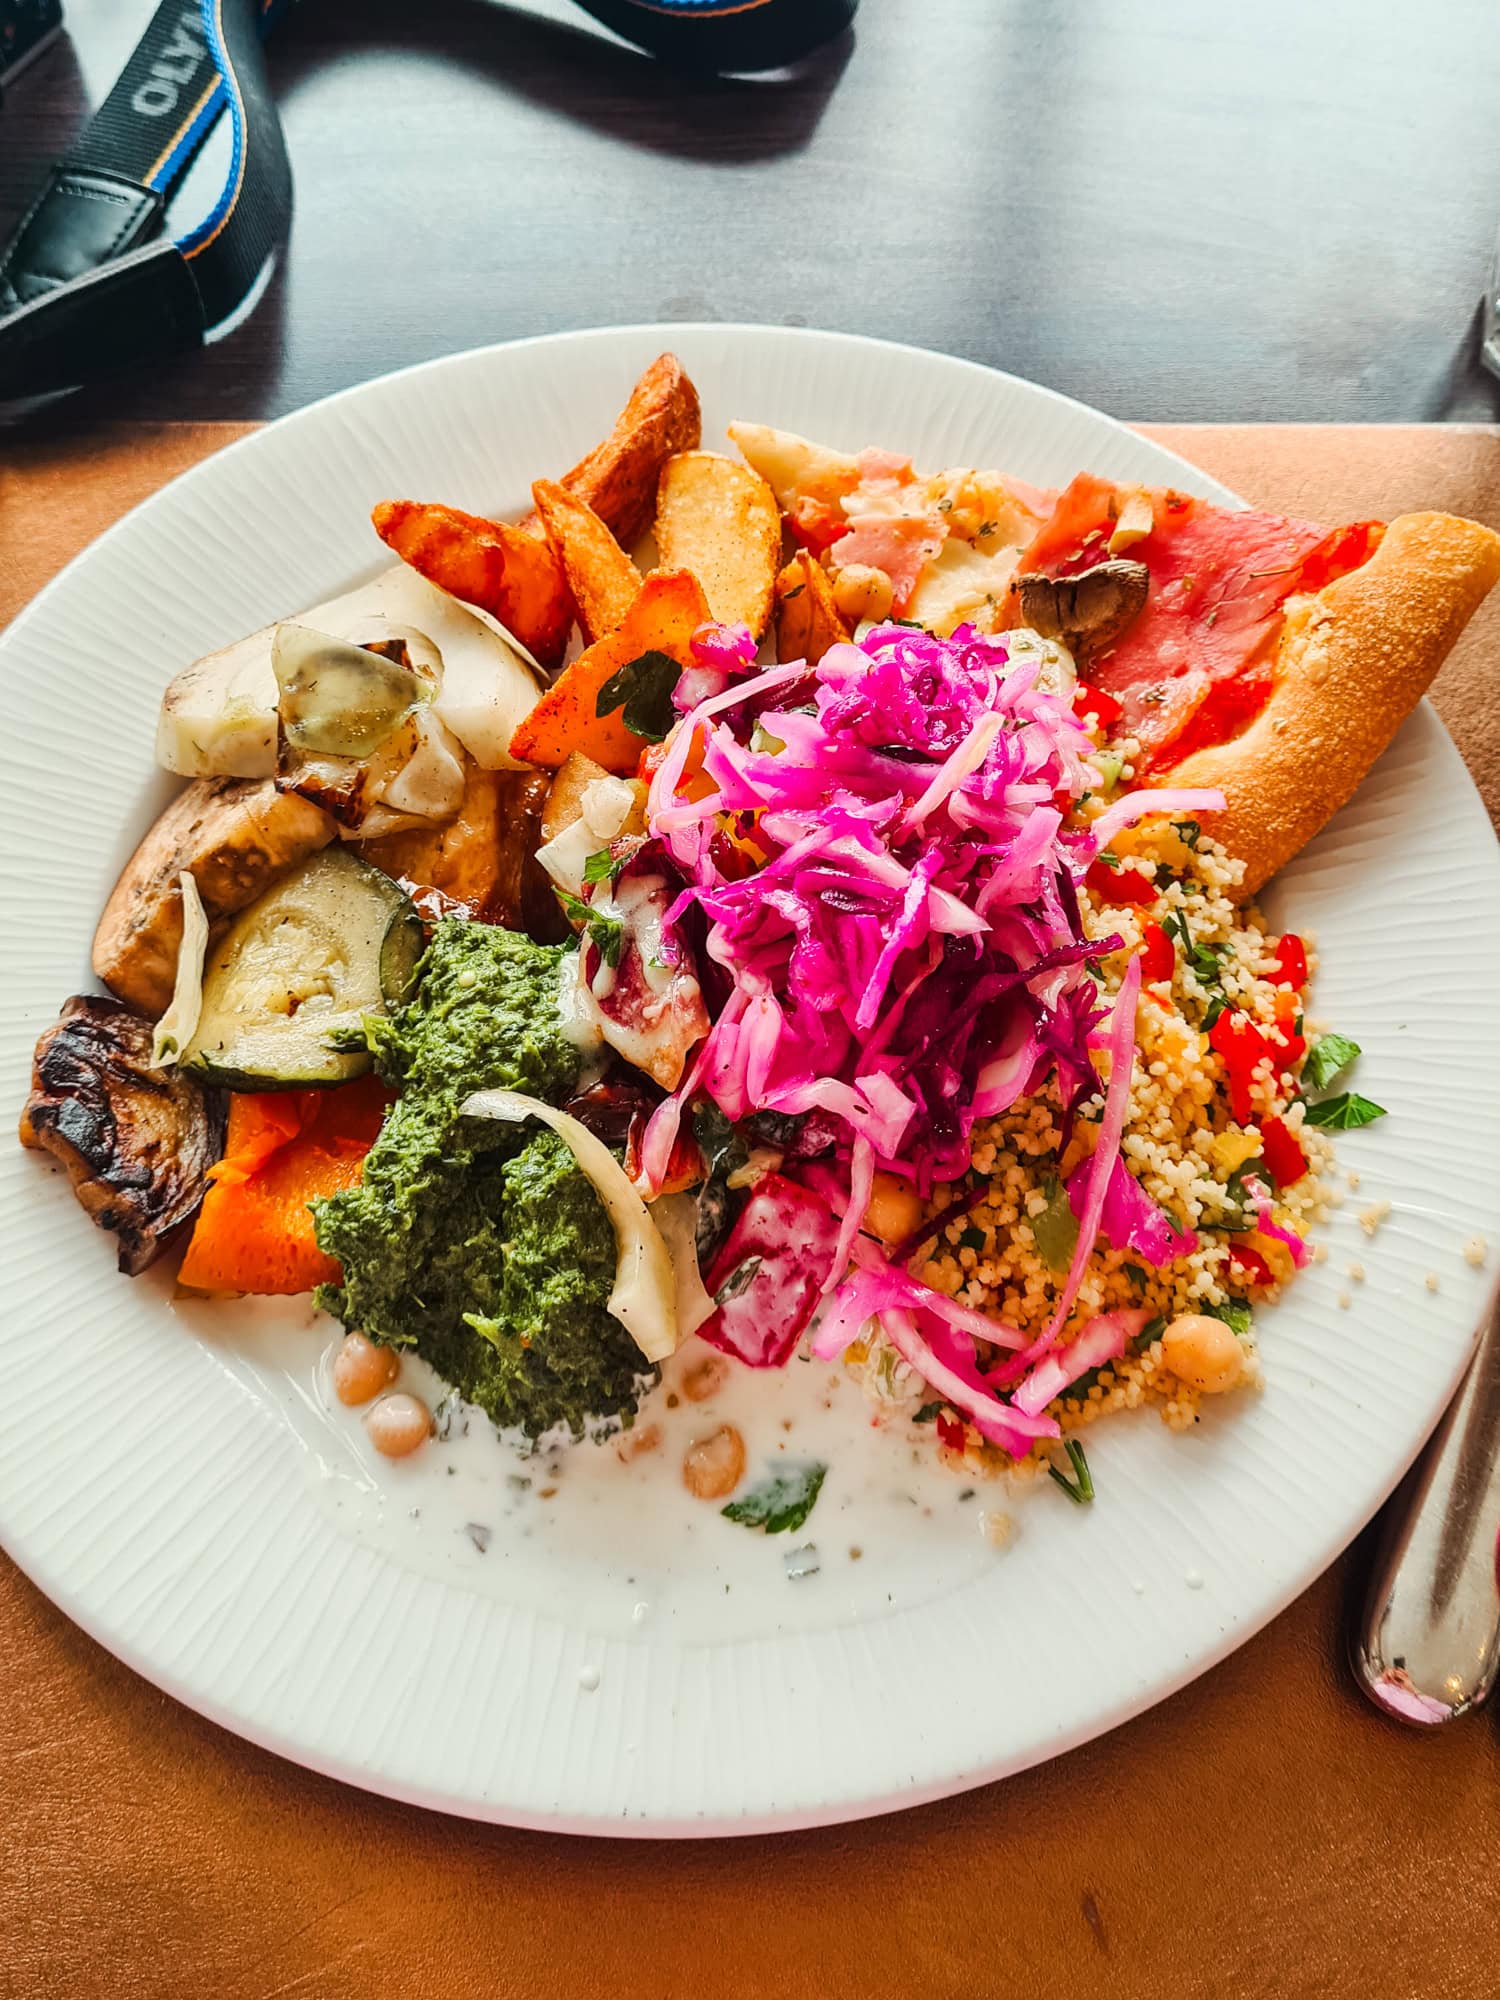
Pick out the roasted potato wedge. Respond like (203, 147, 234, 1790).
(655, 451, 781, 637)
(509, 570, 710, 775)
(358, 762, 554, 930)
(541, 751, 648, 851)
(20, 996, 226, 1274)
(371, 499, 575, 670)
(542, 751, 612, 847)
(556, 353, 702, 548)
(93, 778, 336, 1019)
(774, 550, 850, 665)
(531, 480, 641, 644)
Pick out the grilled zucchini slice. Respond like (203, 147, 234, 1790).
(180, 849, 421, 1089)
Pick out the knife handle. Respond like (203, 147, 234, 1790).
(1352, 1295, 1500, 1724)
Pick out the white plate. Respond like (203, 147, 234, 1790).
(2, 326, 1498, 1835)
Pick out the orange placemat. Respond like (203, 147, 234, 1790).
(2, 422, 1498, 2000)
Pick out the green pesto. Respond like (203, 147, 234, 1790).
(313, 920, 655, 1442)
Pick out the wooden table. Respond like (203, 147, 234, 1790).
(3, 0, 1500, 429)
(4, 9, 1500, 1999)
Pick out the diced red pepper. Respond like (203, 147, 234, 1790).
(1209, 1007, 1272, 1124)
(788, 495, 847, 555)
(1270, 988, 1306, 1074)
(935, 1411, 966, 1452)
(1260, 1114, 1309, 1188)
(1085, 859, 1156, 906)
(1072, 680, 1123, 729)
(1229, 1243, 1275, 1288)
(1141, 921, 1175, 983)
(1272, 933, 1308, 989)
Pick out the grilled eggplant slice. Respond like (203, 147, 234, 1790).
(93, 777, 337, 1019)
(19, 996, 226, 1274)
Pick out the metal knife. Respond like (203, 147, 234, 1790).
(1353, 1292, 1500, 1724)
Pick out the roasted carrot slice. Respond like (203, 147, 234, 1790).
(178, 1075, 392, 1296)
(508, 569, 710, 774)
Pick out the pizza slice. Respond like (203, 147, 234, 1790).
(1002, 476, 1500, 892)
(727, 421, 1052, 635)
(728, 427, 1500, 898)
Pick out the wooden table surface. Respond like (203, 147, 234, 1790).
(4, 0, 1500, 430)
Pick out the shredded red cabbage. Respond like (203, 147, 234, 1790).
(1065, 1154, 1198, 1267)
(639, 619, 1224, 1448)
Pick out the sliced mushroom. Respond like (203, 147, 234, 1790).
(1013, 558, 1150, 660)
(93, 777, 336, 1018)
(19, 996, 226, 1275)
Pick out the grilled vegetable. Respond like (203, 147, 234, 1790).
(509, 570, 710, 773)
(156, 566, 545, 781)
(358, 764, 560, 933)
(93, 777, 337, 1019)
(179, 850, 421, 1090)
(1013, 559, 1150, 660)
(19, 996, 226, 1274)
(176, 1077, 390, 1296)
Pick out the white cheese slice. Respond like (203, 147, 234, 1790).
(156, 563, 543, 779)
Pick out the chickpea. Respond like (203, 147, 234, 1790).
(863, 1170, 924, 1248)
(1161, 1314, 1246, 1395)
(680, 1351, 729, 1404)
(832, 562, 894, 624)
(366, 1392, 432, 1458)
(682, 1425, 746, 1501)
(614, 1421, 662, 1464)
(331, 1331, 399, 1407)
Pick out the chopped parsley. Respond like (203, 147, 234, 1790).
(1031, 1173, 1080, 1275)
(958, 1224, 988, 1254)
(1302, 1091, 1387, 1130)
(553, 887, 624, 968)
(1172, 818, 1202, 849)
(1123, 1261, 1149, 1291)
(912, 1401, 945, 1424)
(1303, 1031, 1361, 1091)
(594, 647, 682, 742)
(692, 1099, 749, 1182)
(1205, 1300, 1253, 1337)
(1131, 1314, 1167, 1352)
(583, 846, 627, 886)
(1163, 911, 1228, 987)
(722, 1462, 828, 1535)
(1048, 1439, 1095, 1506)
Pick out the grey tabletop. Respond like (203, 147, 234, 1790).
(3, 0, 1500, 431)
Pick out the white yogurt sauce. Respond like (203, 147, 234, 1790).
(175, 1294, 1020, 1644)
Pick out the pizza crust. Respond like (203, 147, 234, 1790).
(1166, 512, 1500, 896)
